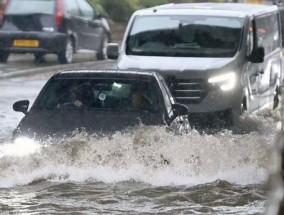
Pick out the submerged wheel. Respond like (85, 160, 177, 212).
(58, 38, 74, 64)
(96, 34, 109, 60)
(0, 51, 9, 63)
(226, 98, 246, 127)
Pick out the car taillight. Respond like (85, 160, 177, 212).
(56, 0, 63, 27)
(0, 0, 9, 26)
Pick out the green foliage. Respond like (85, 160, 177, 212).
(139, 0, 168, 8)
(90, 0, 224, 23)
(100, 0, 139, 22)
(88, 0, 106, 14)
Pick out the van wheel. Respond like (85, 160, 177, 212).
(96, 34, 109, 60)
(58, 38, 73, 64)
(0, 52, 9, 63)
(226, 99, 246, 127)
(273, 86, 280, 109)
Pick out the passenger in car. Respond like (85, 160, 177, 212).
(130, 85, 153, 110)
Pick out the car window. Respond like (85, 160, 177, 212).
(35, 78, 163, 113)
(5, 0, 55, 15)
(76, 0, 96, 19)
(255, 13, 280, 54)
(64, 0, 80, 16)
(126, 15, 244, 58)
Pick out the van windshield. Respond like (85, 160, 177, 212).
(126, 15, 244, 58)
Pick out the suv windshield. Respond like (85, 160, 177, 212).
(5, 0, 55, 15)
(126, 15, 244, 58)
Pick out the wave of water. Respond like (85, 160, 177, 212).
(0, 111, 277, 189)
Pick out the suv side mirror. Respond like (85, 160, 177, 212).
(13, 100, 29, 114)
(249, 46, 265, 63)
(107, 43, 119, 60)
(172, 103, 188, 117)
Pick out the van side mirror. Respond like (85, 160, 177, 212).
(13, 100, 29, 114)
(249, 46, 265, 63)
(107, 43, 119, 60)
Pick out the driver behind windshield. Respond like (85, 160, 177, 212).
(130, 83, 153, 110)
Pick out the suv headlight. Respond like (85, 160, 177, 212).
(208, 72, 237, 91)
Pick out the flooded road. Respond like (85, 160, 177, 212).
(0, 74, 278, 214)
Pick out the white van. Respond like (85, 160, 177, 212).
(107, 3, 283, 126)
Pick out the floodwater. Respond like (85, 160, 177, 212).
(0, 76, 279, 214)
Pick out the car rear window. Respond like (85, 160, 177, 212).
(5, 0, 55, 15)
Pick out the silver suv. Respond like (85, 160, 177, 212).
(108, 3, 282, 126)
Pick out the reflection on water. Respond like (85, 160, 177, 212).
(0, 112, 277, 214)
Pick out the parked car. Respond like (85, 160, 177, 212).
(12, 70, 190, 141)
(108, 3, 283, 126)
(0, 0, 111, 64)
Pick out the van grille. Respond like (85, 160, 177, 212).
(170, 79, 207, 104)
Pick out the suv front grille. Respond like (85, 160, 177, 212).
(170, 79, 208, 104)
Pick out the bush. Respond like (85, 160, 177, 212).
(139, 0, 168, 8)
(100, 0, 139, 22)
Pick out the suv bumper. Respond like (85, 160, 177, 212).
(184, 89, 243, 113)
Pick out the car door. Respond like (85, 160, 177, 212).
(63, 0, 84, 50)
(255, 13, 281, 110)
(245, 19, 260, 113)
(76, 0, 103, 51)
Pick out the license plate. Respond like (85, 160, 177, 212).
(13, 40, 39, 47)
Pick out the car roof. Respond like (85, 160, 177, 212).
(133, 3, 278, 18)
(55, 69, 161, 81)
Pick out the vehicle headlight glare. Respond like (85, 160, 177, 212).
(3, 137, 41, 157)
(208, 72, 237, 91)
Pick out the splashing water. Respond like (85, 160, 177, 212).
(0, 112, 275, 188)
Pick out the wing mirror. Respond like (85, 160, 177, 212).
(249, 46, 265, 63)
(13, 100, 29, 114)
(107, 43, 119, 60)
(172, 103, 188, 117)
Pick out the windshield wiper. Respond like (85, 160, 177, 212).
(172, 43, 200, 49)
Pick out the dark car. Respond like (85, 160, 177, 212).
(278, 6, 284, 46)
(0, 0, 111, 64)
(12, 70, 190, 141)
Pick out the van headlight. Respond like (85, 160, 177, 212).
(208, 72, 237, 91)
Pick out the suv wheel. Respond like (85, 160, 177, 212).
(0, 52, 9, 63)
(58, 38, 73, 64)
(96, 34, 109, 60)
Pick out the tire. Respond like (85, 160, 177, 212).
(226, 100, 246, 128)
(34, 53, 45, 64)
(0, 52, 9, 63)
(58, 38, 74, 64)
(96, 34, 109, 61)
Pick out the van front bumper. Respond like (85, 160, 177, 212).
(174, 87, 243, 113)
